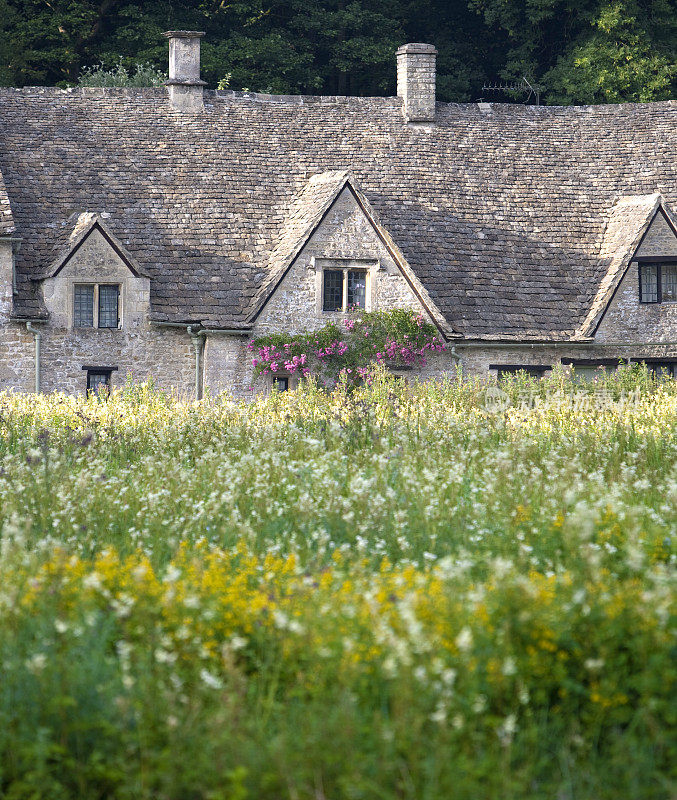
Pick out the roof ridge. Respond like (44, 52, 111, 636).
(2, 85, 676, 114)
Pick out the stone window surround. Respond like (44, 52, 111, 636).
(71, 280, 123, 329)
(313, 257, 379, 316)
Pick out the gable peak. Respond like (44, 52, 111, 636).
(42, 211, 149, 280)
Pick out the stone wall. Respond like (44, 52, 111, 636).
(0, 239, 12, 319)
(31, 324, 195, 396)
(458, 342, 677, 378)
(255, 187, 437, 334)
(42, 228, 149, 331)
(0, 239, 33, 392)
(202, 334, 253, 399)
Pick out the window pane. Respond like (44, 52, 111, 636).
(640, 264, 659, 303)
(573, 365, 612, 383)
(347, 271, 366, 310)
(272, 376, 289, 392)
(323, 270, 344, 312)
(98, 285, 119, 328)
(662, 265, 677, 301)
(74, 285, 94, 327)
(648, 363, 677, 380)
(87, 371, 110, 395)
(496, 366, 545, 379)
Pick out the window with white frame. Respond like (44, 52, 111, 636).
(322, 268, 368, 312)
(74, 284, 121, 328)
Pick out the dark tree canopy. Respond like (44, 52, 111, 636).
(1, 0, 675, 103)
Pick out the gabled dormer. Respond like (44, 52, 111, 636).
(634, 206, 677, 305)
(247, 171, 457, 340)
(40, 213, 150, 331)
(580, 195, 677, 343)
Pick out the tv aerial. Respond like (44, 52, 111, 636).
(481, 77, 541, 106)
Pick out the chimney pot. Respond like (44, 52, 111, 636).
(163, 31, 206, 113)
(396, 43, 437, 124)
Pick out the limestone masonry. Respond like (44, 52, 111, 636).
(0, 32, 676, 397)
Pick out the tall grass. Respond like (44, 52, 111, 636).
(0, 367, 674, 798)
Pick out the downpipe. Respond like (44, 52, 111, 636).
(26, 321, 41, 393)
(187, 326, 204, 400)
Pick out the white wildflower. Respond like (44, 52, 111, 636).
(441, 668, 457, 686)
(200, 668, 223, 690)
(272, 608, 289, 629)
(26, 653, 47, 672)
(455, 627, 473, 652)
(382, 655, 398, 678)
(83, 572, 102, 590)
(175, 625, 191, 640)
(132, 563, 149, 581)
(229, 635, 247, 651)
(502, 657, 517, 676)
(492, 556, 513, 578)
(287, 618, 305, 635)
(163, 565, 182, 583)
(155, 648, 177, 664)
(497, 713, 518, 746)
(472, 694, 487, 713)
(430, 701, 447, 724)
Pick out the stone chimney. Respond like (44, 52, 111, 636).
(163, 31, 206, 113)
(396, 43, 437, 124)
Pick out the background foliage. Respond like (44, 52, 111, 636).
(0, 0, 674, 103)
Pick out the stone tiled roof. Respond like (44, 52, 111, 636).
(0, 86, 676, 336)
(246, 170, 351, 320)
(578, 194, 662, 338)
(0, 168, 14, 236)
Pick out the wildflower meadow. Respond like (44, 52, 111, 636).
(0, 367, 674, 799)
